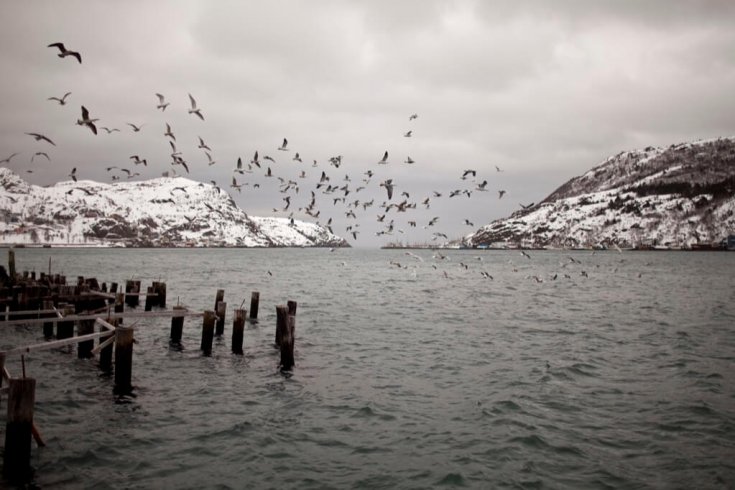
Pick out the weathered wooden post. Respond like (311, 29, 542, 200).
(114, 292, 124, 326)
(249, 291, 260, 321)
(125, 280, 140, 308)
(77, 318, 95, 359)
(124, 280, 134, 307)
(57, 305, 75, 340)
(99, 318, 114, 373)
(214, 289, 224, 311)
(155, 282, 166, 308)
(3, 377, 36, 482)
(114, 326, 134, 394)
(170, 305, 186, 345)
(280, 315, 295, 371)
(275, 305, 288, 347)
(8, 249, 16, 284)
(144, 286, 155, 312)
(201, 310, 215, 356)
(110, 282, 118, 294)
(42, 299, 55, 339)
(215, 301, 227, 336)
(287, 300, 298, 317)
(232, 309, 246, 354)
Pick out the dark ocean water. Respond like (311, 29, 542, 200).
(1, 248, 734, 489)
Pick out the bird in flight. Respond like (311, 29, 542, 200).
(495, 165, 503, 172)
(100, 127, 120, 134)
(48, 42, 81, 63)
(127, 123, 143, 132)
(462, 169, 476, 180)
(48, 92, 71, 105)
(520, 202, 535, 210)
(26, 132, 55, 145)
(476, 180, 488, 191)
(378, 151, 389, 164)
(164, 123, 175, 141)
(188, 93, 204, 120)
(404, 156, 415, 164)
(130, 155, 147, 166)
(380, 179, 394, 200)
(278, 138, 289, 151)
(69, 167, 77, 182)
(1, 153, 19, 164)
(76, 106, 98, 135)
(155, 93, 170, 111)
(403, 130, 412, 138)
(498, 190, 506, 199)
(198, 136, 211, 151)
(31, 152, 50, 162)
(409, 113, 418, 120)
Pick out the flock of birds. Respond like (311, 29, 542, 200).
(1, 41, 547, 266)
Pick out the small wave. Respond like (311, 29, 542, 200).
(435, 472, 466, 486)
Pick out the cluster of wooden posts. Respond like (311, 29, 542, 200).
(0, 249, 299, 483)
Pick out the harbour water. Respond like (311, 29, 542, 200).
(2, 248, 734, 489)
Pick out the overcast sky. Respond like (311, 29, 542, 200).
(1, 1, 734, 247)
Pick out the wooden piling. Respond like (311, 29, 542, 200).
(275, 305, 288, 347)
(201, 310, 215, 356)
(125, 280, 140, 308)
(42, 299, 55, 338)
(57, 306, 75, 340)
(8, 249, 16, 284)
(114, 326, 134, 393)
(170, 305, 185, 345)
(144, 286, 155, 311)
(280, 315, 295, 370)
(287, 300, 298, 317)
(214, 289, 225, 311)
(249, 291, 260, 321)
(77, 318, 95, 359)
(99, 319, 114, 372)
(3, 377, 36, 482)
(215, 301, 227, 336)
(114, 292, 124, 326)
(232, 309, 246, 355)
(156, 282, 166, 308)
(110, 282, 118, 294)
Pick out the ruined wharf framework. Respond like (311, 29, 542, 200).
(0, 249, 297, 483)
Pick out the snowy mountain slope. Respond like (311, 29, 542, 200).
(467, 137, 735, 249)
(0, 169, 348, 247)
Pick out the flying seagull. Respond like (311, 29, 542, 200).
(155, 93, 170, 111)
(278, 138, 289, 151)
(47, 42, 81, 63)
(498, 190, 506, 199)
(462, 169, 476, 180)
(48, 92, 71, 105)
(164, 123, 175, 141)
(26, 132, 55, 145)
(188, 93, 204, 120)
(409, 113, 418, 120)
(69, 167, 77, 182)
(197, 136, 211, 151)
(404, 156, 415, 164)
(378, 151, 389, 164)
(1, 153, 19, 164)
(31, 152, 50, 162)
(127, 123, 143, 132)
(130, 155, 147, 166)
(76, 106, 98, 135)
(100, 127, 120, 134)
(380, 179, 394, 200)
(403, 130, 412, 137)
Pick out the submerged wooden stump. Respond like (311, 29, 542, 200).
(3, 377, 36, 482)
(77, 318, 95, 359)
(232, 308, 246, 355)
(280, 315, 295, 371)
(214, 289, 225, 312)
(42, 299, 55, 339)
(275, 305, 288, 347)
(144, 286, 155, 312)
(57, 306, 75, 340)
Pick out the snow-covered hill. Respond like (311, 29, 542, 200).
(0, 169, 348, 247)
(467, 137, 735, 249)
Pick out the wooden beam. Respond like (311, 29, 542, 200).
(0, 308, 203, 327)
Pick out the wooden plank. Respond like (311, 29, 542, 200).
(0, 309, 204, 327)
(3, 329, 115, 356)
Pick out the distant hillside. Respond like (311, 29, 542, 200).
(467, 137, 735, 249)
(0, 168, 348, 247)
